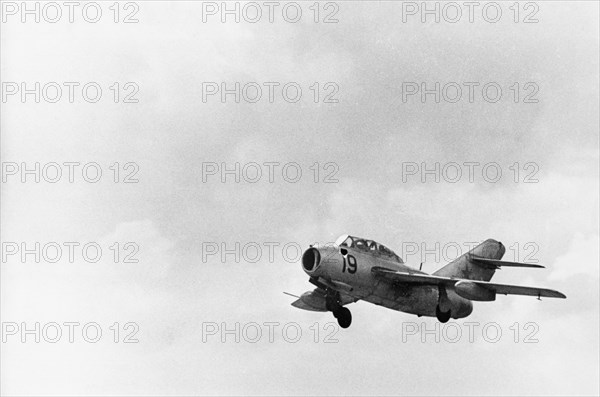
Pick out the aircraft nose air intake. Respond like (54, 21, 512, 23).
(302, 248, 320, 272)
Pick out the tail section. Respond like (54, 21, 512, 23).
(433, 239, 505, 281)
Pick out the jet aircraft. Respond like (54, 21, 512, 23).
(289, 235, 566, 328)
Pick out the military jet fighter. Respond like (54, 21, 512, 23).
(289, 235, 566, 328)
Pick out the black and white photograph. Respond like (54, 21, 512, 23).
(1, 1, 598, 395)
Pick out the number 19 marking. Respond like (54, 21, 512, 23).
(342, 254, 357, 274)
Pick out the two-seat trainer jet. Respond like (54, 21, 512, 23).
(289, 235, 566, 328)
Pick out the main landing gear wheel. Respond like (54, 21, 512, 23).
(325, 291, 352, 328)
(436, 305, 451, 323)
(335, 307, 352, 328)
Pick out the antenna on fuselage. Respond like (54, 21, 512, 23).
(419, 262, 424, 271)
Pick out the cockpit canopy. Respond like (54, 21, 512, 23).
(334, 234, 403, 263)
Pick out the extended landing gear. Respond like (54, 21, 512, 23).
(326, 292, 352, 328)
(333, 307, 352, 328)
(435, 305, 452, 323)
(436, 285, 452, 323)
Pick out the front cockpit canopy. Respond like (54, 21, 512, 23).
(334, 234, 403, 263)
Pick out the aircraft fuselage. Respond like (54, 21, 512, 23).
(303, 244, 473, 319)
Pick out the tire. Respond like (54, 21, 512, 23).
(337, 307, 352, 328)
(435, 305, 451, 323)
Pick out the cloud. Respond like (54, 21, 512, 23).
(549, 233, 600, 281)
(2, 2, 599, 396)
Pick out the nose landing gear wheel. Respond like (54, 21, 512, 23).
(436, 305, 451, 323)
(334, 307, 352, 328)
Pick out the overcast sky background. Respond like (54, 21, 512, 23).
(1, 1, 599, 396)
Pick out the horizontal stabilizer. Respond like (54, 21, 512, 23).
(488, 283, 566, 299)
(470, 255, 545, 269)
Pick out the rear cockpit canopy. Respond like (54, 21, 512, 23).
(335, 234, 403, 263)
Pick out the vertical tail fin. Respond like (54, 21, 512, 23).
(433, 239, 505, 281)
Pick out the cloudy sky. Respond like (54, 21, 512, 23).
(1, 1, 598, 395)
